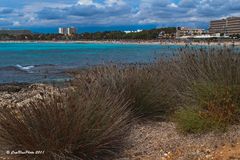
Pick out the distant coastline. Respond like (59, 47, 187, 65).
(0, 40, 240, 46)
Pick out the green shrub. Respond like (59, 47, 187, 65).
(0, 88, 132, 160)
(191, 83, 240, 124)
(175, 108, 222, 134)
(173, 47, 240, 133)
(175, 82, 239, 134)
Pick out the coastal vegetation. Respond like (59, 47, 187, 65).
(1, 47, 240, 159)
(173, 48, 240, 133)
(0, 27, 176, 41)
(0, 86, 132, 160)
(72, 62, 177, 120)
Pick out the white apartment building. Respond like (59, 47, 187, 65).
(59, 27, 77, 35)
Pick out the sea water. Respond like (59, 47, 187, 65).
(0, 42, 181, 83)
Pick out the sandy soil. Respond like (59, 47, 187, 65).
(117, 121, 240, 160)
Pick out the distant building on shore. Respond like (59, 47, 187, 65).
(59, 27, 77, 35)
(176, 27, 205, 38)
(0, 30, 32, 35)
(209, 17, 240, 36)
(124, 29, 143, 34)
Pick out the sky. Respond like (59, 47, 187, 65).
(0, 0, 240, 33)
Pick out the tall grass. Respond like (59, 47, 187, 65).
(173, 47, 240, 91)
(72, 63, 177, 120)
(0, 86, 132, 160)
(173, 47, 240, 133)
(72, 47, 240, 127)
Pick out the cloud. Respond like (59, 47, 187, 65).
(178, 0, 196, 8)
(0, 0, 240, 29)
(35, 0, 132, 25)
(167, 3, 178, 8)
(135, 0, 240, 28)
(0, 18, 13, 27)
(105, 0, 126, 6)
(0, 8, 14, 14)
(37, 8, 65, 20)
(13, 21, 20, 26)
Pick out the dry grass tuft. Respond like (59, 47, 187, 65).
(0, 87, 132, 160)
(174, 47, 240, 133)
(72, 63, 177, 120)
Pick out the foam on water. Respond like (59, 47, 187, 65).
(16, 65, 35, 71)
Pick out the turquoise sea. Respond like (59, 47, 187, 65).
(0, 43, 180, 83)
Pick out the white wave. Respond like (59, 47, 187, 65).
(16, 64, 35, 71)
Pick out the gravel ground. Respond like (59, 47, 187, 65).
(116, 121, 240, 160)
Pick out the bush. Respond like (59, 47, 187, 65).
(175, 83, 240, 133)
(0, 88, 132, 160)
(72, 63, 177, 120)
(174, 47, 240, 133)
(191, 83, 240, 124)
(173, 47, 240, 90)
(175, 108, 221, 134)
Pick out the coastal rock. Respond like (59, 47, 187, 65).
(0, 83, 61, 108)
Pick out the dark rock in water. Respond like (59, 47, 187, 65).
(0, 83, 30, 92)
(0, 64, 71, 84)
(0, 66, 29, 73)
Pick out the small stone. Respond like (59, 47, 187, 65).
(206, 155, 212, 159)
(206, 149, 211, 154)
(163, 153, 168, 157)
(231, 143, 236, 148)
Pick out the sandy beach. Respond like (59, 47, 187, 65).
(0, 40, 240, 46)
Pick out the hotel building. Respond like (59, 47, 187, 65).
(227, 17, 240, 35)
(59, 27, 67, 34)
(209, 17, 240, 35)
(176, 27, 205, 38)
(209, 19, 226, 35)
(59, 27, 77, 35)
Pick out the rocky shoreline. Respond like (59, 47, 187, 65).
(0, 83, 62, 108)
(0, 83, 30, 93)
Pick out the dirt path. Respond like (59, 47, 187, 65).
(213, 141, 240, 160)
(117, 121, 240, 160)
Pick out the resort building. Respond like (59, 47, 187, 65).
(158, 31, 175, 39)
(124, 29, 143, 34)
(176, 27, 205, 38)
(59, 27, 77, 35)
(0, 30, 32, 35)
(209, 19, 226, 35)
(227, 17, 240, 35)
(59, 27, 67, 34)
(209, 17, 240, 36)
